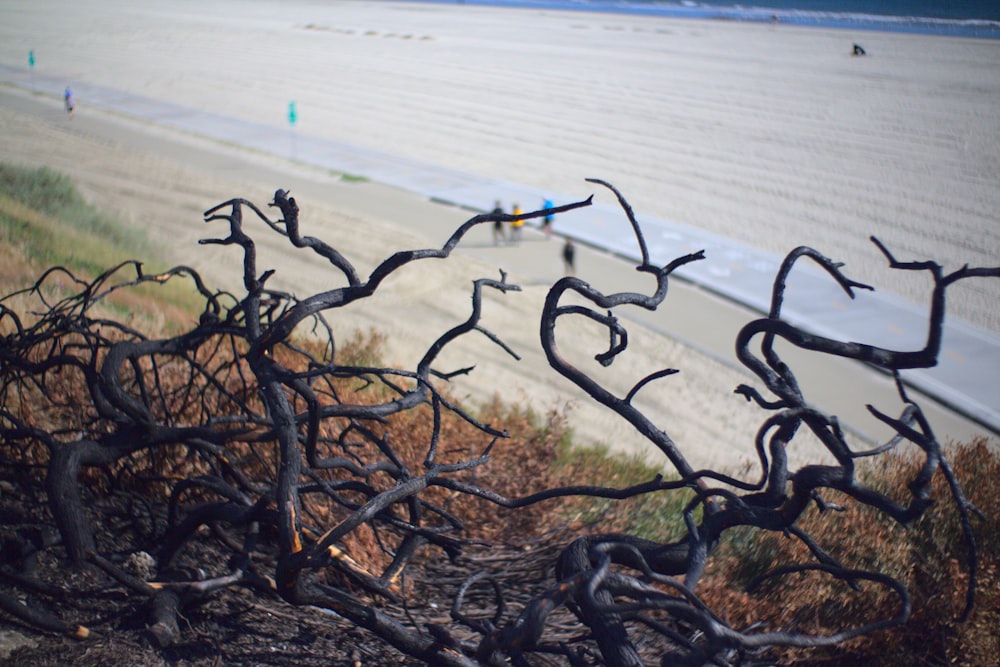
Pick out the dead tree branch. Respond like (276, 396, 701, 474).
(1, 182, 994, 666)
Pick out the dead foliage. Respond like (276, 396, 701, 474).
(2, 183, 998, 666)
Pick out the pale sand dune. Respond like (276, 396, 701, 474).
(0, 103, 776, 471)
(2, 0, 996, 329)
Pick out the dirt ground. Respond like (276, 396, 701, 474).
(0, 474, 568, 667)
(3, 594, 403, 667)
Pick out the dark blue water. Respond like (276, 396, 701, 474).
(407, 0, 1000, 38)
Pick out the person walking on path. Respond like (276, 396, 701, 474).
(541, 198, 555, 239)
(562, 237, 575, 276)
(64, 86, 75, 117)
(490, 200, 506, 245)
(510, 203, 524, 244)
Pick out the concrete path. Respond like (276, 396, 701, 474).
(2, 66, 997, 440)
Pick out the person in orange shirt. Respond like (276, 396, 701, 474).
(510, 203, 524, 243)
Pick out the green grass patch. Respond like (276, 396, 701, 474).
(339, 173, 369, 183)
(0, 164, 149, 255)
(1, 192, 134, 277)
(0, 163, 205, 322)
(555, 440, 695, 542)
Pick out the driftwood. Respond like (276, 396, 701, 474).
(1, 182, 996, 665)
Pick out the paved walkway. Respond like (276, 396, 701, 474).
(3, 65, 997, 435)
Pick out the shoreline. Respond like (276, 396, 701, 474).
(397, 0, 1000, 40)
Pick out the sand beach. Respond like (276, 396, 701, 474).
(1, 0, 998, 469)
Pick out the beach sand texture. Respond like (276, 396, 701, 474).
(0, 101, 777, 471)
(1, 1, 998, 469)
(3, 0, 997, 331)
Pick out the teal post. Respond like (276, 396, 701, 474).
(288, 101, 298, 160)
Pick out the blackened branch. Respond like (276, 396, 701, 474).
(1, 185, 991, 666)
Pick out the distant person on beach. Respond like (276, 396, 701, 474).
(852, 43, 867, 56)
(490, 200, 506, 245)
(510, 203, 524, 243)
(64, 86, 75, 116)
(541, 198, 555, 239)
(562, 238, 575, 276)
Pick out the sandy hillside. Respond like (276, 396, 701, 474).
(0, 103, 792, 472)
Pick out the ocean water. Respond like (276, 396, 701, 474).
(408, 0, 1000, 38)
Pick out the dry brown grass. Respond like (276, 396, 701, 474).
(700, 438, 1000, 665)
(5, 163, 996, 665)
(5, 287, 996, 665)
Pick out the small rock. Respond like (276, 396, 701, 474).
(0, 629, 38, 660)
(125, 551, 157, 581)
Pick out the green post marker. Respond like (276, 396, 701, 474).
(288, 101, 298, 160)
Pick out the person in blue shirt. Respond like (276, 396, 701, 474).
(542, 198, 555, 239)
